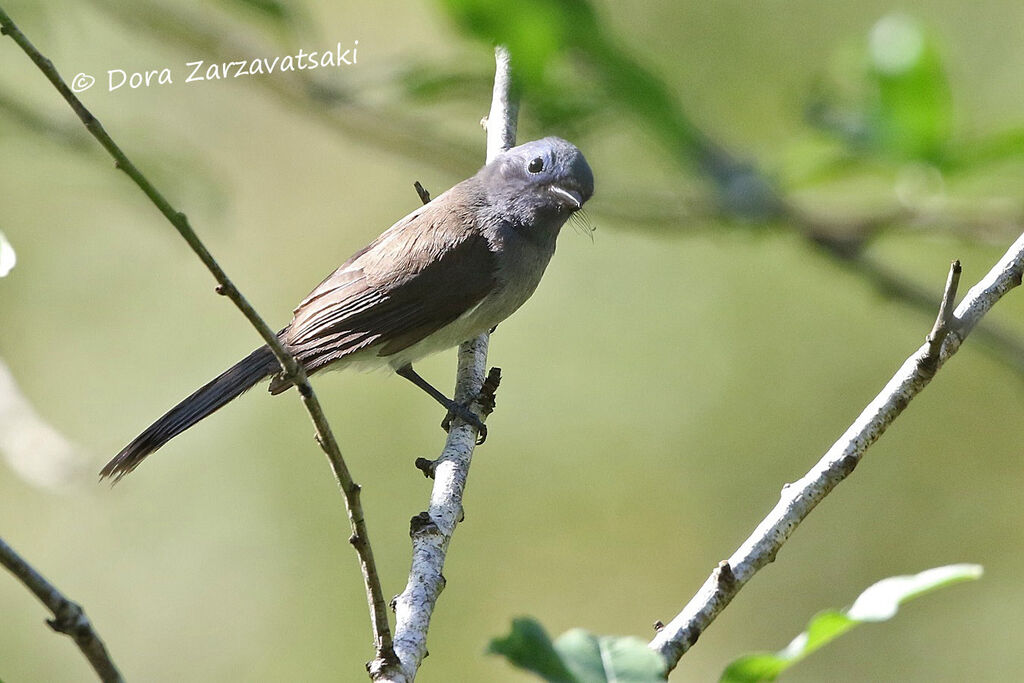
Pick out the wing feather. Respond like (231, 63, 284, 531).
(273, 192, 496, 391)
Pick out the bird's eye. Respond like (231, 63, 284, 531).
(528, 157, 545, 173)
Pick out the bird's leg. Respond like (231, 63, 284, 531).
(396, 364, 488, 444)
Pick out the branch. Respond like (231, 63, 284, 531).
(484, 45, 520, 156)
(0, 5, 395, 668)
(925, 259, 962, 357)
(648, 234, 1024, 671)
(371, 45, 516, 683)
(0, 536, 123, 682)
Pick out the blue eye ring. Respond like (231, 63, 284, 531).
(528, 157, 545, 173)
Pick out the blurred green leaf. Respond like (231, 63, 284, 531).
(867, 14, 953, 163)
(720, 564, 983, 682)
(489, 618, 578, 682)
(436, 0, 782, 217)
(437, 0, 593, 87)
(489, 618, 667, 682)
(555, 629, 667, 682)
(807, 14, 955, 168)
(436, 0, 701, 154)
(950, 126, 1024, 169)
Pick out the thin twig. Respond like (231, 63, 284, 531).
(0, 5, 395, 668)
(926, 259, 962, 357)
(0, 536, 123, 682)
(413, 181, 431, 205)
(372, 45, 516, 683)
(648, 232, 1024, 671)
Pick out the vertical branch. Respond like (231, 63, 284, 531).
(486, 45, 519, 159)
(372, 45, 517, 683)
(0, 536, 124, 682)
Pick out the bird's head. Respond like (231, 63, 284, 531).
(481, 137, 594, 229)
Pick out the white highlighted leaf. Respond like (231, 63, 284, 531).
(720, 564, 983, 682)
(0, 231, 15, 277)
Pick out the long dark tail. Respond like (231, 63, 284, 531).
(101, 346, 279, 482)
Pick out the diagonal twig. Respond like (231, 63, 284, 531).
(0, 5, 395, 668)
(413, 180, 431, 205)
(648, 232, 1024, 670)
(0, 536, 123, 682)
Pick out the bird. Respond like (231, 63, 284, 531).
(100, 137, 595, 482)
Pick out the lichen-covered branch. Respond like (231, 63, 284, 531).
(649, 235, 1024, 670)
(370, 46, 516, 683)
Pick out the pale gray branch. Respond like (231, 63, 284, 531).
(372, 46, 516, 683)
(485, 45, 518, 159)
(649, 232, 1024, 671)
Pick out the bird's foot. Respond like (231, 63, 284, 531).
(440, 400, 487, 445)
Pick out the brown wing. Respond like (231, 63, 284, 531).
(274, 195, 496, 391)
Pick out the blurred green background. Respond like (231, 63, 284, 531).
(2, 0, 1024, 681)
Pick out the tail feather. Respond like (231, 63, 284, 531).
(101, 346, 278, 482)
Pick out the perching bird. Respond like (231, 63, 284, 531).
(101, 137, 594, 481)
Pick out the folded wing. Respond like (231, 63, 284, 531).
(272, 199, 497, 392)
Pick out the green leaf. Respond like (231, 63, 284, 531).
(866, 13, 953, 163)
(555, 629, 667, 683)
(489, 618, 667, 682)
(0, 231, 15, 277)
(436, 0, 698, 152)
(488, 618, 578, 682)
(437, 0, 596, 87)
(720, 564, 983, 683)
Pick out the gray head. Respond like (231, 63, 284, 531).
(477, 137, 594, 230)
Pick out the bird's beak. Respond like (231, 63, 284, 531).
(549, 185, 584, 211)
